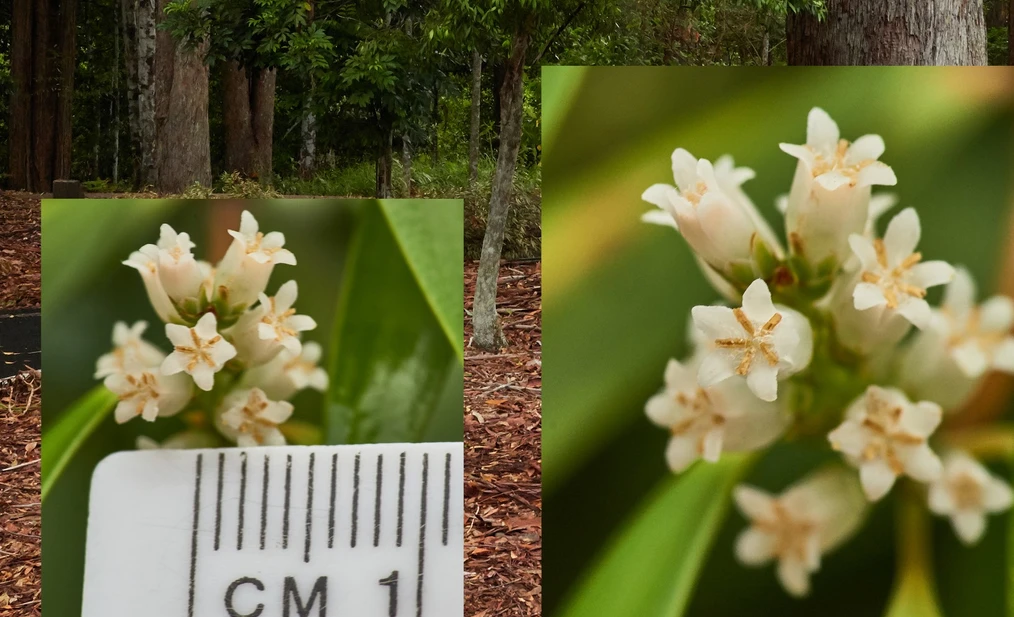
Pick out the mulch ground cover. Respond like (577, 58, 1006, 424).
(0, 194, 41, 311)
(0, 372, 41, 616)
(464, 260, 542, 617)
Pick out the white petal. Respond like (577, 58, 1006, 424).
(815, 171, 852, 191)
(983, 477, 1013, 512)
(287, 315, 317, 332)
(845, 134, 885, 164)
(853, 282, 888, 310)
(777, 557, 811, 597)
(261, 428, 288, 446)
(164, 323, 192, 347)
(260, 400, 294, 424)
(828, 421, 866, 457)
(239, 210, 258, 236)
(114, 401, 138, 424)
(663, 358, 694, 389)
(901, 402, 942, 438)
(896, 297, 932, 329)
(701, 428, 724, 462)
(943, 267, 976, 315)
(640, 209, 678, 228)
(951, 341, 989, 378)
(211, 340, 238, 365)
(909, 261, 955, 289)
(903, 446, 942, 484)
(806, 107, 839, 149)
(274, 280, 299, 310)
(952, 511, 986, 545)
(992, 338, 1014, 372)
(857, 163, 897, 187)
(691, 305, 743, 340)
(775, 194, 789, 214)
(190, 365, 215, 391)
(860, 460, 897, 501)
(645, 393, 680, 428)
(665, 435, 699, 473)
(734, 528, 776, 565)
(849, 234, 880, 270)
(697, 352, 735, 388)
(979, 296, 1014, 332)
(778, 143, 816, 167)
(141, 399, 160, 422)
(733, 485, 777, 521)
(868, 193, 898, 223)
(883, 208, 920, 264)
(746, 362, 779, 402)
(670, 148, 699, 191)
(741, 280, 775, 322)
(194, 312, 220, 339)
(928, 483, 955, 514)
(160, 353, 185, 376)
(642, 184, 677, 210)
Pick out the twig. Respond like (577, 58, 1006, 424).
(2, 459, 39, 472)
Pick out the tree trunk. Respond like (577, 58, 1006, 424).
(137, 0, 157, 186)
(375, 124, 393, 198)
(762, 30, 770, 65)
(472, 25, 530, 351)
(469, 50, 482, 190)
(299, 91, 316, 178)
(8, 0, 76, 192)
(431, 77, 439, 163)
(786, 0, 987, 65)
(222, 61, 276, 182)
(153, 0, 211, 193)
(401, 133, 412, 196)
(114, 19, 121, 184)
(121, 0, 140, 186)
(986, 0, 1008, 27)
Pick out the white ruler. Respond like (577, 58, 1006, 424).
(82, 442, 463, 617)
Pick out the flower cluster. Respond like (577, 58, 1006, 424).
(96, 211, 328, 448)
(643, 108, 1013, 596)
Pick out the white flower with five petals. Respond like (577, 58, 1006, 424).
(828, 386, 943, 501)
(217, 387, 294, 447)
(849, 208, 954, 329)
(105, 369, 193, 424)
(94, 321, 166, 379)
(780, 107, 897, 267)
(228, 280, 317, 366)
(928, 451, 1013, 545)
(161, 312, 237, 391)
(214, 211, 297, 309)
(645, 358, 787, 472)
(733, 468, 867, 597)
(241, 341, 329, 400)
(936, 267, 1014, 377)
(691, 279, 813, 402)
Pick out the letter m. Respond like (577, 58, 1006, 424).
(283, 576, 327, 617)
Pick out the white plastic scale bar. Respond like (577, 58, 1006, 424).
(82, 442, 463, 617)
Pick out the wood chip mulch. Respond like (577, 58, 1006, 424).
(0, 193, 41, 310)
(464, 261, 542, 617)
(0, 371, 41, 616)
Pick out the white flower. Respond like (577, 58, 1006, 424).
(228, 280, 317, 366)
(646, 358, 787, 472)
(105, 369, 192, 424)
(641, 149, 773, 278)
(94, 321, 166, 379)
(161, 312, 237, 391)
(828, 386, 943, 501)
(214, 210, 297, 309)
(780, 107, 897, 267)
(691, 279, 813, 402)
(217, 387, 294, 447)
(123, 245, 182, 323)
(156, 224, 205, 302)
(713, 154, 784, 258)
(928, 452, 1013, 545)
(936, 267, 1014, 377)
(849, 208, 954, 329)
(733, 468, 867, 597)
(241, 341, 329, 400)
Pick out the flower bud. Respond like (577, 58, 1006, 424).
(123, 245, 182, 323)
(214, 210, 296, 310)
(156, 224, 206, 303)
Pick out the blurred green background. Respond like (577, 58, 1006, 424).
(542, 67, 1014, 617)
(41, 199, 464, 617)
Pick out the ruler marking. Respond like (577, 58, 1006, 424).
(416, 453, 428, 617)
(214, 452, 224, 551)
(328, 453, 337, 549)
(187, 454, 203, 617)
(442, 452, 451, 546)
(351, 453, 360, 548)
(238, 452, 247, 550)
(282, 454, 293, 549)
(260, 455, 270, 550)
(397, 452, 405, 547)
(304, 453, 315, 563)
(374, 454, 383, 547)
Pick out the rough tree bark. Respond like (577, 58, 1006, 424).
(222, 61, 276, 182)
(299, 92, 316, 178)
(401, 134, 413, 196)
(472, 25, 530, 351)
(120, 0, 140, 181)
(787, 0, 987, 65)
(153, 0, 211, 193)
(375, 123, 393, 198)
(137, 0, 157, 186)
(9, 0, 76, 192)
(469, 50, 482, 190)
(431, 78, 440, 163)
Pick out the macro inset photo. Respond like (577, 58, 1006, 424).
(41, 199, 464, 616)
(542, 67, 1014, 617)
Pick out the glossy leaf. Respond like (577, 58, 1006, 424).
(542, 65, 587, 152)
(325, 201, 463, 444)
(41, 385, 118, 502)
(557, 455, 753, 617)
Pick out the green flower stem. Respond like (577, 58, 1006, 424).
(884, 485, 944, 617)
(941, 424, 1014, 461)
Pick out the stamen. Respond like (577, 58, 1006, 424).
(761, 313, 782, 333)
(873, 239, 889, 269)
(861, 272, 881, 284)
(736, 347, 754, 375)
(716, 338, 749, 348)
(759, 342, 779, 366)
(733, 308, 755, 335)
(898, 252, 922, 271)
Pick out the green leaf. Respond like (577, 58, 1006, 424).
(542, 66, 586, 153)
(1008, 455, 1014, 617)
(324, 201, 463, 445)
(884, 490, 944, 617)
(557, 455, 754, 617)
(41, 385, 118, 502)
